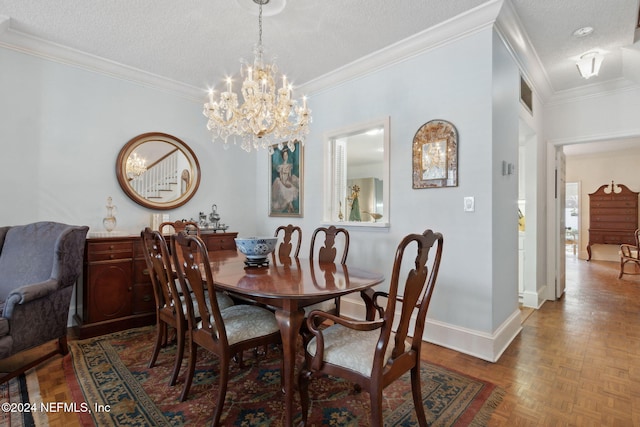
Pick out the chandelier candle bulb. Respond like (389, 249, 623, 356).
(202, 0, 311, 152)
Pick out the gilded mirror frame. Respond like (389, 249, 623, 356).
(412, 120, 458, 189)
(116, 132, 201, 210)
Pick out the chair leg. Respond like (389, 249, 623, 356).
(411, 365, 427, 427)
(58, 335, 69, 356)
(298, 369, 311, 426)
(148, 321, 165, 369)
(169, 326, 185, 386)
(180, 338, 197, 402)
(369, 388, 384, 427)
(619, 259, 625, 279)
(211, 357, 230, 427)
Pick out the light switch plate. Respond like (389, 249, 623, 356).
(464, 197, 475, 212)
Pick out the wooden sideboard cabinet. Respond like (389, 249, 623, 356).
(74, 231, 238, 338)
(587, 182, 639, 260)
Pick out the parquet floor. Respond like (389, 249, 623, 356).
(8, 257, 640, 426)
(425, 257, 640, 426)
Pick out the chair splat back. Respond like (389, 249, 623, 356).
(141, 228, 178, 314)
(159, 220, 200, 236)
(310, 225, 349, 264)
(274, 224, 302, 262)
(383, 230, 443, 360)
(171, 232, 225, 344)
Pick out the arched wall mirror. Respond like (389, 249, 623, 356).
(412, 120, 458, 189)
(116, 132, 201, 210)
(323, 117, 390, 227)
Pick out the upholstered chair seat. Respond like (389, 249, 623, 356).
(306, 325, 408, 377)
(198, 304, 280, 346)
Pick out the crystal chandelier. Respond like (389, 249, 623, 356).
(126, 152, 147, 177)
(202, 0, 312, 153)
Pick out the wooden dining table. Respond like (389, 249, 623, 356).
(206, 249, 385, 427)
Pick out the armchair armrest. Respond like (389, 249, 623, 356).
(2, 279, 58, 318)
(306, 309, 383, 370)
(621, 244, 639, 259)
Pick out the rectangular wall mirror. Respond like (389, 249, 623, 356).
(323, 117, 390, 227)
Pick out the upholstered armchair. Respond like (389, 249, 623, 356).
(0, 221, 88, 381)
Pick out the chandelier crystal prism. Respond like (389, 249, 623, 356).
(126, 153, 147, 177)
(203, 0, 312, 153)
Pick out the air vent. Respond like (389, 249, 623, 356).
(520, 76, 533, 114)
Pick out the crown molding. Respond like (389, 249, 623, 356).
(0, 16, 203, 103)
(494, 0, 554, 104)
(297, 0, 505, 96)
(546, 77, 640, 106)
(548, 128, 640, 146)
(0, 15, 10, 34)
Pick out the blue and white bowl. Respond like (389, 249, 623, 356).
(234, 237, 278, 261)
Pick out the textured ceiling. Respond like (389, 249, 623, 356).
(510, 0, 639, 92)
(1, 0, 638, 97)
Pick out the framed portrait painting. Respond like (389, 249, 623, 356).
(269, 141, 303, 217)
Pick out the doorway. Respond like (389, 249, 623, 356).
(565, 182, 579, 258)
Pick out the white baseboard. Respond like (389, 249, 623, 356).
(340, 296, 522, 363)
(522, 286, 547, 309)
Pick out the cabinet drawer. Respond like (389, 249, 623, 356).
(591, 207, 636, 215)
(133, 259, 152, 283)
(591, 221, 638, 230)
(132, 283, 155, 314)
(202, 233, 238, 251)
(87, 241, 133, 261)
(591, 201, 637, 209)
(590, 231, 636, 245)
(590, 195, 613, 202)
(133, 240, 146, 258)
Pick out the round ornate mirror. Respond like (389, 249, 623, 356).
(116, 132, 201, 210)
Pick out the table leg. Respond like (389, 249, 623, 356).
(274, 308, 305, 427)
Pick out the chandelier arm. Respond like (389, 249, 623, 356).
(203, 0, 311, 152)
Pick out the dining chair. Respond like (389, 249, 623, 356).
(274, 224, 302, 263)
(141, 228, 234, 387)
(298, 229, 444, 427)
(308, 225, 349, 316)
(159, 219, 200, 236)
(619, 229, 640, 278)
(171, 231, 282, 421)
(159, 219, 202, 267)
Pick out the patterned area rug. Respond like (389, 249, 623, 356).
(0, 368, 48, 427)
(66, 327, 504, 426)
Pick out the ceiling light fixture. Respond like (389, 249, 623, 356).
(576, 51, 604, 79)
(572, 26, 594, 38)
(203, 0, 312, 153)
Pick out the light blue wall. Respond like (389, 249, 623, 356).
(0, 46, 258, 237)
(491, 30, 521, 329)
(256, 27, 520, 335)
